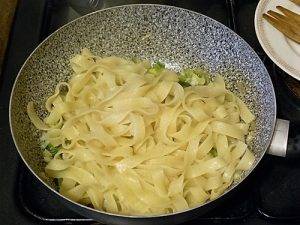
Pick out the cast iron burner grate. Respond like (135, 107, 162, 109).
(14, 0, 300, 224)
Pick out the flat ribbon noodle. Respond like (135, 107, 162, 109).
(27, 49, 256, 215)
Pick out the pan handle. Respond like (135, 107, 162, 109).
(267, 119, 290, 157)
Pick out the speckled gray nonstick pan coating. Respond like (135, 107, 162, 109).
(9, 4, 276, 225)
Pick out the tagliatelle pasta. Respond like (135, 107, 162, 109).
(27, 48, 255, 215)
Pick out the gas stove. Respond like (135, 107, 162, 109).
(1, 0, 300, 224)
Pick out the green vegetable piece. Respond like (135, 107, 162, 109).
(153, 61, 165, 70)
(44, 143, 60, 157)
(178, 80, 191, 87)
(209, 148, 218, 157)
(178, 68, 208, 86)
(147, 61, 165, 75)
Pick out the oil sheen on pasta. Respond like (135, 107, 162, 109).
(27, 49, 255, 215)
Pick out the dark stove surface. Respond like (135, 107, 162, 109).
(1, 0, 300, 225)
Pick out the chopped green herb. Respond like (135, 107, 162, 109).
(147, 61, 165, 75)
(178, 68, 208, 86)
(44, 143, 60, 157)
(209, 148, 218, 157)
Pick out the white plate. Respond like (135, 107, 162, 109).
(255, 0, 300, 81)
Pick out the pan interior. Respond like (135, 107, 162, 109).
(10, 4, 276, 215)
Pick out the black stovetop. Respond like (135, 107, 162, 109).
(1, 0, 300, 225)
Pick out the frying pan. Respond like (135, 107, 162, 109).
(9, 4, 292, 225)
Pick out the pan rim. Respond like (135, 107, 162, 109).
(9, 3, 277, 219)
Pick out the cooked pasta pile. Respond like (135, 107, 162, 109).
(27, 49, 255, 215)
